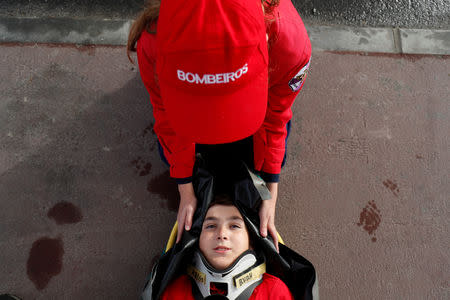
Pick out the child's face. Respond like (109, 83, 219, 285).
(199, 204, 250, 270)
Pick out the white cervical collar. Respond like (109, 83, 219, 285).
(187, 250, 266, 300)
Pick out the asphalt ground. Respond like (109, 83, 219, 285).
(294, 0, 450, 29)
(1, 0, 449, 29)
(1, 46, 449, 300)
(0, 1, 449, 299)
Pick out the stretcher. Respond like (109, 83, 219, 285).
(141, 159, 317, 300)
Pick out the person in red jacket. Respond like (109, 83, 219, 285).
(160, 195, 294, 300)
(127, 0, 311, 251)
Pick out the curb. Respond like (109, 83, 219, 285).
(1, 17, 449, 55)
(0, 17, 131, 46)
(308, 25, 450, 55)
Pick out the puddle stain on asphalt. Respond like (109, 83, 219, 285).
(357, 200, 381, 242)
(27, 237, 64, 290)
(131, 157, 153, 177)
(141, 123, 157, 151)
(142, 122, 155, 137)
(383, 179, 400, 197)
(47, 202, 83, 225)
(147, 170, 179, 212)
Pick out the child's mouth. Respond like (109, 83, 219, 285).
(214, 246, 231, 252)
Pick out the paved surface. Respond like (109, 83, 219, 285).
(0, 43, 449, 299)
(0, 0, 142, 19)
(294, 0, 450, 29)
(0, 0, 449, 298)
(1, 0, 449, 29)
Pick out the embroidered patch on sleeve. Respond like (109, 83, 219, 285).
(288, 58, 311, 92)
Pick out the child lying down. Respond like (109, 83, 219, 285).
(141, 160, 316, 300)
(161, 194, 293, 299)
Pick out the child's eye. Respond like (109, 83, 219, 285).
(230, 224, 241, 229)
(204, 224, 216, 229)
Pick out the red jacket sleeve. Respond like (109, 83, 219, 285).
(136, 30, 195, 179)
(253, 0, 312, 178)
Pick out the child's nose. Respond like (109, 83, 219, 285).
(217, 226, 228, 240)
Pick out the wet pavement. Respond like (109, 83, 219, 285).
(0, 42, 448, 299)
(1, 0, 449, 29)
(294, 0, 450, 29)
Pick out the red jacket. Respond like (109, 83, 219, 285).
(161, 273, 294, 300)
(137, 0, 311, 181)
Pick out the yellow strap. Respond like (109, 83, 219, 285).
(187, 265, 206, 285)
(277, 232, 284, 245)
(234, 263, 266, 288)
(165, 221, 178, 253)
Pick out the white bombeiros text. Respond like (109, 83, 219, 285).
(177, 63, 248, 84)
